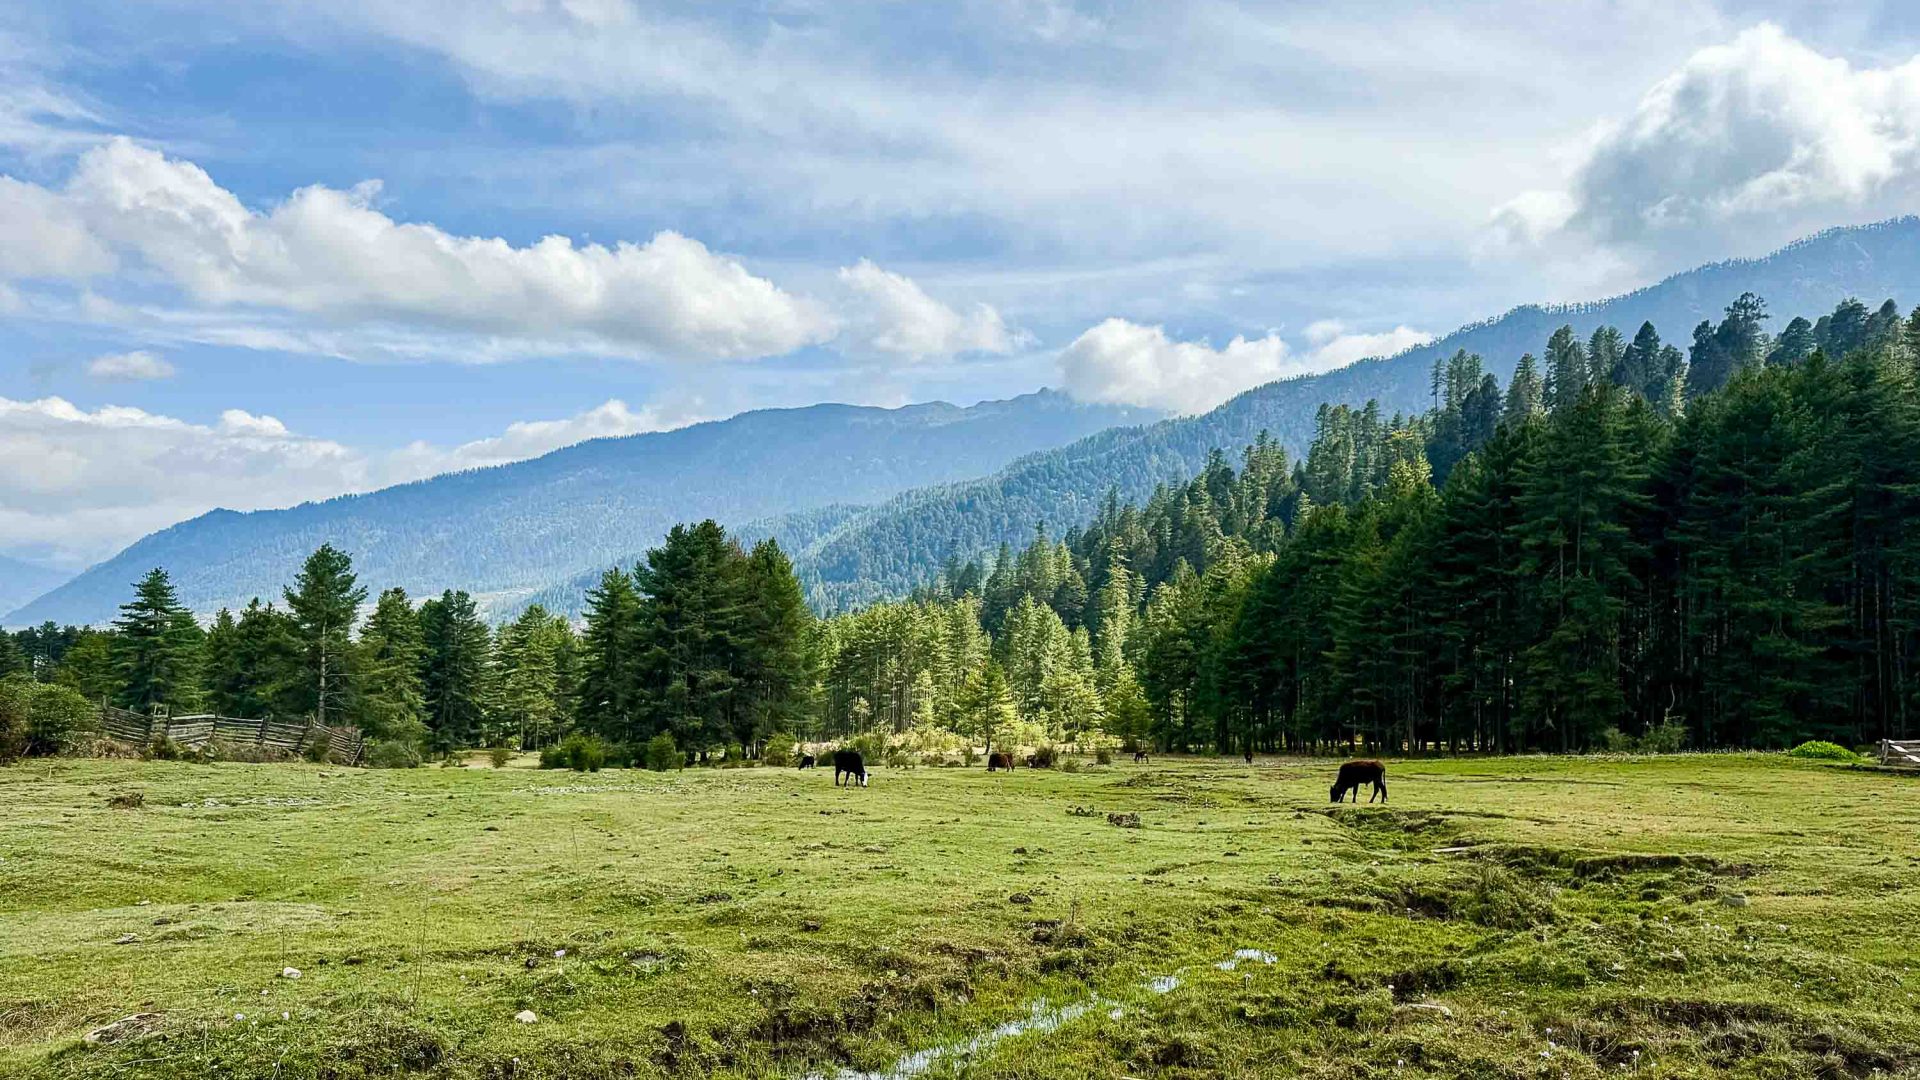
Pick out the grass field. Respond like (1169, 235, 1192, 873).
(2, 753, 1917, 1079)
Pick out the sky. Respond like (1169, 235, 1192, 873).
(6, 1, 1920, 571)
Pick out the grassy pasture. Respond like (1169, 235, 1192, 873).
(1, 753, 1916, 1078)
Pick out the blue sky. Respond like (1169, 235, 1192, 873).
(5, 1, 1920, 569)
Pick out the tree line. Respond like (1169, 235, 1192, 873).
(6, 292, 1916, 760)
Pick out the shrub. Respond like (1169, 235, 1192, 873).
(645, 732, 680, 772)
(1095, 747, 1113, 765)
(560, 733, 606, 772)
(539, 743, 567, 769)
(303, 737, 334, 764)
(1637, 717, 1689, 754)
(1599, 727, 1634, 752)
(961, 745, 980, 767)
(489, 746, 514, 768)
(363, 739, 424, 769)
(0, 676, 91, 762)
(884, 746, 917, 770)
(844, 732, 888, 765)
(761, 732, 795, 768)
(143, 735, 184, 761)
(1786, 739, 1862, 762)
(106, 791, 144, 809)
(1058, 756, 1081, 773)
(1030, 744, 1057, 769)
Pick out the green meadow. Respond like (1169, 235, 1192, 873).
(2, 753, 1915, 1078)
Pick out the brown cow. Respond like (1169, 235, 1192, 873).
(1330, 760, 1387, 803)
(987, 751, 1015, 772)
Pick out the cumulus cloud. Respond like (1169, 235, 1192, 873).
(2, 137, 834, 361)
(0, 395, 366, 565)
(1057, 318, 1432, 414)
(85, 349, 176, 381)
(1491, 24, 1920, 268)
(835, 259, 1021, 361)
(0, 395, 703, 566)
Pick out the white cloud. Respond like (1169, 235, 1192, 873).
(85, 349, 176, 381)
(835, 259, 1021, 361)
(1492, 23, 1920, 270)
(1057, 317, 1432, 414)
(0, 176, 113, 279)
(2, 137, 834, 361)
(0, 395, 366, 566)
(387, 397, 707, 476)
(0, 395, 705, 566)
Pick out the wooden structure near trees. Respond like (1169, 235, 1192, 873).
(95, 703, 365, 764)
(1879, 740, 1920, 768)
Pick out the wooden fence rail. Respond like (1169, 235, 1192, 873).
(1880, 740, 1920, 768)
(91, 703, 364, 765)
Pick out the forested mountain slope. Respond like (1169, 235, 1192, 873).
(784, 217, 1920, 609)
(8, 392, 1154, 626)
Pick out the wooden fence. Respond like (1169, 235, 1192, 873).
(1879, 740, 1920, 768)
(95, 704, 365, 765)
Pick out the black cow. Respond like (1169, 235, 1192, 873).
(987, 751, 1015, 772)
(1330, 760, 1387, 803)
(799, 753, 816, 769)
(1133, 749, 1151, 763)
(833, 749, 868, 787)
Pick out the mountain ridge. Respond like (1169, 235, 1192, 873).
(7, 390, 1157, 626)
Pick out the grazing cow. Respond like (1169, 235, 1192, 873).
(1330, 760, 1387, 803)
(1244, 746, 1254, 765)
(798, 754, 816, 769)
(987, 751, 1015, 772)
(1133, 749, 1151, 763)
(833, 749, 868, 788)
(1024, 754, 1037, 768)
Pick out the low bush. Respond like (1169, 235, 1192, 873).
(303, 737, 334, 764)
(560, 733, 607, 772)
(1095, 747, 1113, 765)
(1786, 740, 1862, 762)
(1058, 756, 1082, 773)
(1030, 744, 1057, 769)
(761, 732, 795, 767)
(0, 676, 92, 762)
(645, 732, 680, 772)
(489, 746, 514, 768)
(143, 736, 184, 762)
(363, 739, 423, 769)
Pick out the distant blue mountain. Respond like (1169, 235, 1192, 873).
(8, 391, 1157, 626)
(0, 556, 70, 624)
(777, 217, 1920, 609)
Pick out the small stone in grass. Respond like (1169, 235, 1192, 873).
(515, 1010, 538, 1024)
(1009, 892, 1033, 905)
(281, 967, 301, 979)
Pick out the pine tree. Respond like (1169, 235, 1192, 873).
(1504, 353, 1543, 424)
(283, 543, 367, 727)
(577, 568, 644, 742)
(356, 588, 427, 745)
(110, 568, 200, 712)
(736, 539, 816, 748)
(419, 590, 490, 752)
(1543, 326, 1588, 412)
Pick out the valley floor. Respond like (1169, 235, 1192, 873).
(1, 753, 1916, 1078)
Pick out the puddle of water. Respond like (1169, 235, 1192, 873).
(1215, 948, 1278, 971)
(802, 950, 1253, 1079)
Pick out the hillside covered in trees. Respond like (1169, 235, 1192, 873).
(778, 217, 1920, 609)
(10, 290, 1917, 761)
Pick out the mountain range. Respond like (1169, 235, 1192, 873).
(6, 392, 1155, 626)
(0, 556, 70, 620)
(13, 216, 1920, 626)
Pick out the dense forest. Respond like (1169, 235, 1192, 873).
(6, 292, 1917, 762)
